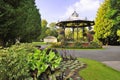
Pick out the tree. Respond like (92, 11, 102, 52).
(0, 0, 41, 47)
(38, 19, 48, 40)
(94, 0, 113, 45)
(117, 30, 120, 42)
(20, 0, 41, 42)
(48, 22, 58, 37)
(45, 28, 58, 37)
(94, 0, 120, 45)
(49, 22, 56, 27)
(41, 19, 48, 28)
(107, 0, 120, 44)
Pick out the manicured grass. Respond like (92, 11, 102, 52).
(78, 58, 120, 80)
(32, 42, 47, 45)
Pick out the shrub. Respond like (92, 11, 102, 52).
(28, 48, 62, 80)
(0, 43, 35, 80)
(0, 43, 62, 80)
(88, 41, 102, 48)
(51, 42, 62, 48)
(51, 41, 102, 49)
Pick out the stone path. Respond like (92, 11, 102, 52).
(57, 46, 120, 71)
(102, 61, 120, 71)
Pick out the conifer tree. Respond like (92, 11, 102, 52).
(94, 0, 113, 45)
(107, 0, 120, 44)
(0, 0, 41, 46)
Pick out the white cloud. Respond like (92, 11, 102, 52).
(61, 0, 101, 20)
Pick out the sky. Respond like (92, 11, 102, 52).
(35, 0, 104, 24)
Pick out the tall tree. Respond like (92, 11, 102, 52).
(94, 0, 113, 45)
(107, 0, 120, 44)
(117, 30, 120, 42)
(20, 0, 41, 42)
(49, 22, 56, 29)
(38, 19, 48, 40)
(0, 0, 41, 47)
(48, 22, 58, 37)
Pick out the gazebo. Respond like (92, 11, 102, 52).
(56, 11, 94, 41)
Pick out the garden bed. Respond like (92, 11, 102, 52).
(51, 41, 102, 49)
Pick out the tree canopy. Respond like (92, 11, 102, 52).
(49, 22, 56, 28)
(38, 19, 48, 40)
(94, 0, 120, 45)
(0, 0, 41, 47)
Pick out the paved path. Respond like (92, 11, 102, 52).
(57, 46, 120, 71)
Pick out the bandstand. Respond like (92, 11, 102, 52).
(56, 11, 94, 41)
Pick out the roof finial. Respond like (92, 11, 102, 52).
(71, 11, 79, 17)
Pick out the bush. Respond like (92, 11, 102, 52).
(88, 41, 102, 48)
(51, 41, 102, 49)
(0, 43, 35, 80)
(0, 43, 62, 80)
(51, 42, 62, 48)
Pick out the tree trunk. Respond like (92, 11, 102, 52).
(0, 39, 7, 48)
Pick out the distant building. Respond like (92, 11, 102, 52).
(44, 36, 57, 43)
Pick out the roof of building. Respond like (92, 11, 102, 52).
(44, 36, 57, 39)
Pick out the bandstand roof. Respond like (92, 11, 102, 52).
(56, 11, 95, 28)
(56, 20, 94, 28)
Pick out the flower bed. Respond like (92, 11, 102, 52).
(51, 41, 102, 49)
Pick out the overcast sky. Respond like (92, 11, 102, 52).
(35, 0, 104, 24)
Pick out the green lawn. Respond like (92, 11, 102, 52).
(32, 42, 47, 45)
(79, 58, 120, 80)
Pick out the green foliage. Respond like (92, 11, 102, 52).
(89, 42, 102, 48)
(41, 19, 48, 28)
(0, 0, 41, 47)
(51, 42, 62, 48)
(0, 43, 35, 80)
(65, 28, 72, 40)
(58, 34, 64, 42)
(0, 43, 62, 80)
(94, 0, 112, 44)
(94, 0, 120, 45)
(28, 48, 62, 77)
(45, 28, 58, 37)
(117, 30, 120, 42)
(108, 0, 120, 44)
(38, 19, 48, 40)
(39, 21, 58, 40)
(32, 42, 47, 46)
(49, 22, 56, 28)
(117, 30, 120, 37)
(57, 28, 65, 42)
(51, 41, 102, 49)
